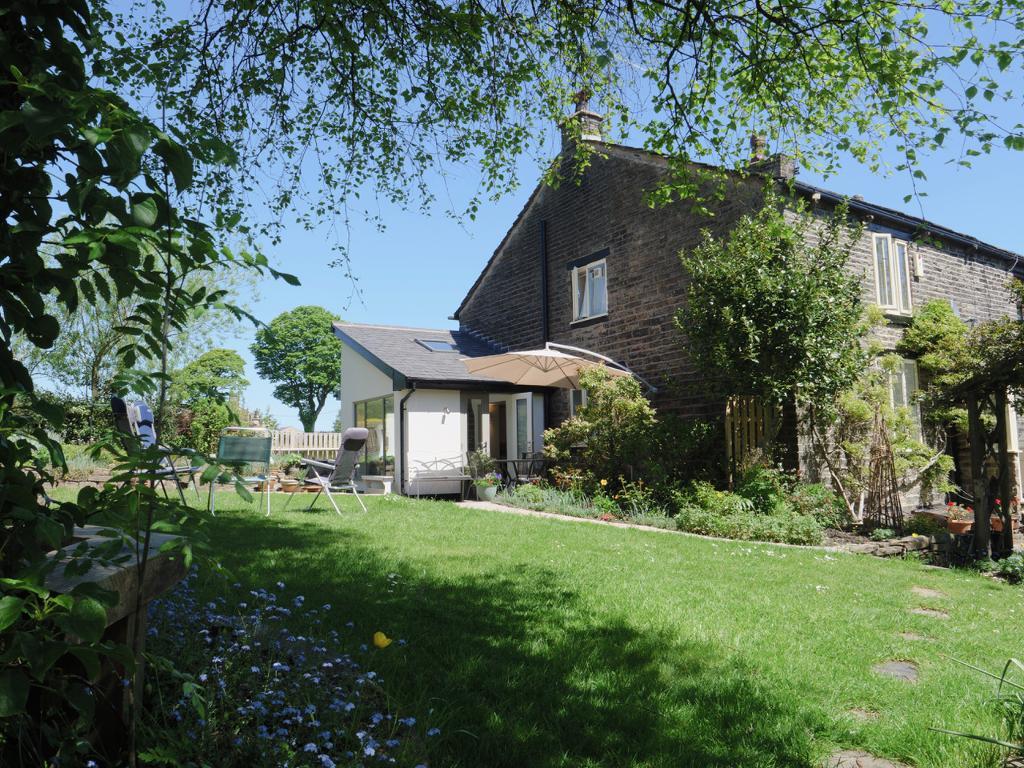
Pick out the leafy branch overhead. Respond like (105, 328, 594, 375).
(97, 0, 1024, 258)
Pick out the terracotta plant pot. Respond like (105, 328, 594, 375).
(279, 480, 301, 494)
(948, 518, 973, 535)
(991, 516, 1004, 533)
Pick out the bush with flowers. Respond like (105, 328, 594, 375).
(140, 572, 439, 767)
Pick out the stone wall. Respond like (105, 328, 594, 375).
(845, 532, 954, 557)
(456, 141, 1023, 481)
(457, 144, 764, 427)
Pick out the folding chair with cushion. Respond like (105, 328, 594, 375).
(285, 427, 368, 514)
(209, 427, 273, 516)
(111, 397, 202, 503)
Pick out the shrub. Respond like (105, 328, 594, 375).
(904, 514, 948, 537)
(466, 448, 495, 478)
(645, 415, 726, 491)
(543, 367, 656, 494)
(614, 480, 660, 518)
(869, 528, 896, 541)
(674, 502, 824, 546)
(735, 464, 791, 514)
(673, 482, 825, 545)
(994, 554, 1024, 584)
(58, 445, 110, 481)
(787, 483, 850, 529)
(188, 399, 236, 455)
(272, 452, 305, 475)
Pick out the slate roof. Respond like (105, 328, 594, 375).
(332, 322, 508, 388)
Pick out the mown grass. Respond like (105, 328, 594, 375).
(59, 487, 1024, 767)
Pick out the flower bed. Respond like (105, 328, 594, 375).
(142, 572, 438, 767)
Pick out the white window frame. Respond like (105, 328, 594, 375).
(570, 389, 588, 417)
(571, 258, 608, 322)
(889, 358, 922, 439)
(872, 233, 913, 315)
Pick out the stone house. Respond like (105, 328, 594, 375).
(336, 103, 1023, 499)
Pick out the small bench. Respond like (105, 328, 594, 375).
(360, 475, 394, 494)
(412, 473, 472, 500)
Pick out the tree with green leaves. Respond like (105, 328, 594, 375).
(251, 306, 342, 431)
(677, 190, 868, 415)
(0, 3, 293, 761)
(96, 0, 1024, 265)
(172, 348, 248, 406)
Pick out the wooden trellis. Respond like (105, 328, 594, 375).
(864, 410, 904, 531)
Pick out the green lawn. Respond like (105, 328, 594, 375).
(92, 488, 1024, 766)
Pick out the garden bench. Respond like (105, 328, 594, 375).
(360, 474, 394, 494)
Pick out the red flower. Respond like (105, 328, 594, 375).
(966, 507, 974, 513)
(947, 501, 955, 507)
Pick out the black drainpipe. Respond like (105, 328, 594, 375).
(539, 220, 551, 431)
(539, 219, 549, 344)
(398, 384, 416, 494)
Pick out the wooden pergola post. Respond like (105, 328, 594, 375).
(967, 391, 991, 556)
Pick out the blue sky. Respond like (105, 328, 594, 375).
(236, 128, 1024, 430)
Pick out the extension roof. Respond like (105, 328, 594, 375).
(332, 321, 515, 390)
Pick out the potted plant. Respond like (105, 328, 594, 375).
(946, 502, 973, 535)
(474, 471, 502, 501)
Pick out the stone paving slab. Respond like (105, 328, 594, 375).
(872, 661, 919, 682)
(826, 750, 910, 768)
(898, 631, 931, 641)
(911, 607, 949, 619)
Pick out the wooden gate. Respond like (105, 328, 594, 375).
(724, 396, 779, 480)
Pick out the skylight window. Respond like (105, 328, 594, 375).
(417, 339, 458, 352)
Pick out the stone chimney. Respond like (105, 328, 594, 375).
(750, 134, 768, 162)
(561, 89, 604, 148)
(747, 133, 797, 179)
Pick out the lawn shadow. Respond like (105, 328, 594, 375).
(204, 511, 824, 768)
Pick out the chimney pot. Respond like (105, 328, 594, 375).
(750, 134, 768, 161)
(561, 89, 604, 148)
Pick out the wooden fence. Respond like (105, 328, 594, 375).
(271, 431, 343, 459)
(724, 396, 779, 482)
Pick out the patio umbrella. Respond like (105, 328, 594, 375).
(461, 346, 633, 389)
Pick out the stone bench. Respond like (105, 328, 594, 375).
(360, 475, 394, 494)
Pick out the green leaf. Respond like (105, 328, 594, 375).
(0, 597, 24, 632)
(154, 138, 194, 191)
(124, 126, 151, 156)
(131, 197, 159, 227)
(0, 669, 30, 717)
(55, 597, 108, 643)
(83, 126, 114, 146)
(68, 647, 101, 680)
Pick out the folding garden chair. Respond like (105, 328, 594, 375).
(110, 397, 202, 503)
(209, 427, 273, 516)
(285, 427, 368, 514)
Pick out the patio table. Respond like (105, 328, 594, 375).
(494, 457, 548, 487)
